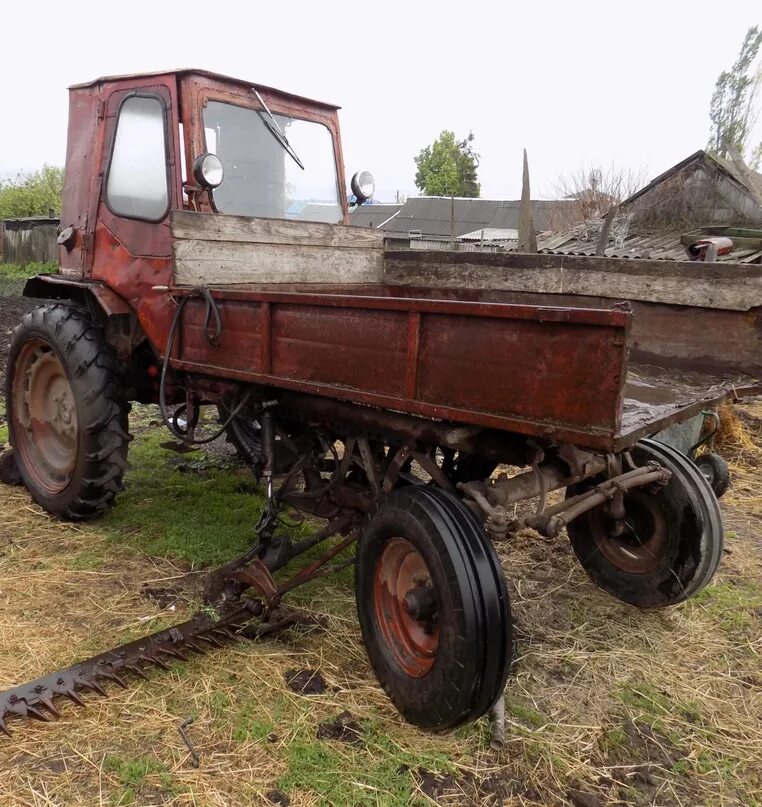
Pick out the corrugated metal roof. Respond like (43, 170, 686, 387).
(349, 204, 402, 229)
(363, 197, 574, 238)
(390, 197, 501, 237)
(459, 228, 518, 241)
(489, 200, 575, 231)
(536, 229, 762, 263)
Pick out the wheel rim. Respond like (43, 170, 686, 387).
(11, 338, 78, 494)
(592, 492, 669, 574)
(373, 538, 440, 678)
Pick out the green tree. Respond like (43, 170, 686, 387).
(0, 165, 64, 218)
(414, 131, 480, 197)
(707, 26, 762, 167)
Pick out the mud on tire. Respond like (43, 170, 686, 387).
(5, 304, 131, 520)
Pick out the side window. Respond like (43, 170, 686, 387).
(106, 96, 169, 221)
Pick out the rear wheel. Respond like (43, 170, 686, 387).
(566, 440, 723, 608)
(355, 486, 511, 731)
(6, 304, 130, 520)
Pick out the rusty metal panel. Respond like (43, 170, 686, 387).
(271, 304, 408, 397)
(416, 312, 625, 434)
(59, 85, 101, 274)
(180, 300, 264, 373)
(171, 288, 629, 448)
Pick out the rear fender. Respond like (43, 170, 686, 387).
(23, 275, 144, 359)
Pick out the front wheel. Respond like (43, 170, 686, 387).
(355, 486, 511, 731)
(6, 304, 131, 520)
(566, 439, 723, 608)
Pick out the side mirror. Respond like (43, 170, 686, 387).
(192, 153, 224, 189)
(350, 170, 375, 206)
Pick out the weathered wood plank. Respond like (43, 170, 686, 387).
(171, 210, 384, 249)
(383, 251, 762, 311)
(173, 239, 384, 285)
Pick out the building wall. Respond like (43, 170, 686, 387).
(622, 163, 762, 229)
(0, 218, 59, 265)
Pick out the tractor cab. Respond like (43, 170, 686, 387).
(57, 69, 373, 278)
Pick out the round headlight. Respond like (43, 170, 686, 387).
(351, 170, 375, 202)
(193, 153, 224, 189)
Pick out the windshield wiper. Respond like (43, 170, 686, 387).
(251, 88, 305, 171)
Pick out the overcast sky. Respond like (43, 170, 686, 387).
(1, 1, 759, 202)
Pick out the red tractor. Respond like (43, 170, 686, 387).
(3, 69, 754, 735)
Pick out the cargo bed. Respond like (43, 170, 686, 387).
(168, 212, 762, 453)
(169, 284, 758, 452)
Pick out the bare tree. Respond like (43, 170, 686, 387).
(550, 163, 649, 228)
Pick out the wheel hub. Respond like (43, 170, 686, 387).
(12, 340, 78, 494)
(595, 491, 668, 574)
(402, 582, 437, 626)
(373, 538, 440, 678)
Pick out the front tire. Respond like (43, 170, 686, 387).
(6, 304, 131, 520)
(355, 486, 511, 731)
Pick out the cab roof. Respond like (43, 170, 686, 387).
(68, 68, 340, 110)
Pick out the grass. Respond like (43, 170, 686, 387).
(0, 262, 56, 297)
(103, 754, 175, 805)
(0, 402, 760, 805)
(100, 425, 266, 567)
(0, 261, 56, 280)
(0, 399, 7, 445)
(690, 579, 762, 632)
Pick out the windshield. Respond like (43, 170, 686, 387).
(202, 101, 341, 223)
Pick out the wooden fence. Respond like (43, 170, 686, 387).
(0, 217, 59, 265)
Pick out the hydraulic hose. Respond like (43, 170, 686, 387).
(158, 294, 252, 445)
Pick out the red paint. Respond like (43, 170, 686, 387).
(48, 69, 636, 453)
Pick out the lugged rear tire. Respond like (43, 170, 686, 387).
(5, 304, 131, 520)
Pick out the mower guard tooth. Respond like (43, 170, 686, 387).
(100, 672, 128, 689)
(24, 704, 52, 722)
(159, 647, 188, 661)
(64, 689, 86, 707)
(82, 679, 107, 696)
(200, 634, 224, 647)
(39, 698, 61, 718)
(124, 664, 148, 680)
(146, 655, 171, 671)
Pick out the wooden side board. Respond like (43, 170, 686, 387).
(171, 211, 384, 285)
(383, 250, 762, 312)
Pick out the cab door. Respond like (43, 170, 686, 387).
(87, 78, 182, 353)
(90, 79, 181, 298)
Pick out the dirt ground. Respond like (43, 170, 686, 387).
(0, 293, 760, 807)
(0, 295, 37, 388)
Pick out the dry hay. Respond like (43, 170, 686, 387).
(716, 401, 762, 519)
(0, 405, 759, 806)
